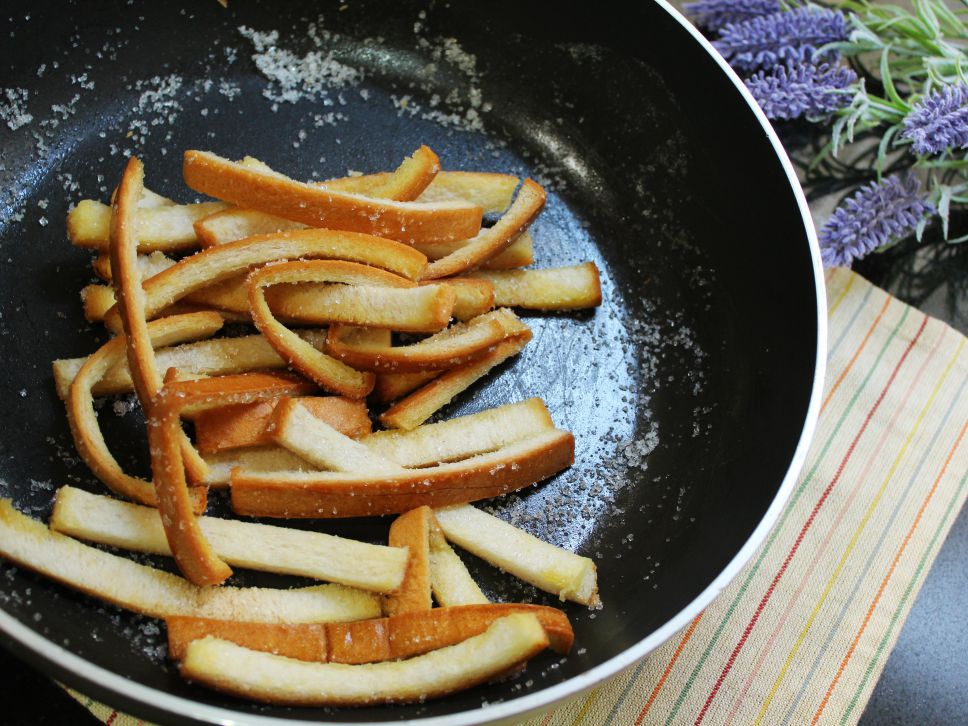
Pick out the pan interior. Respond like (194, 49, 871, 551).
(0, 1, 818, 722)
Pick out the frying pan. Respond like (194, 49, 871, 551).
(0, 0, 825, 723)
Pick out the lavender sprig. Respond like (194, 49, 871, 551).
(901, 84, 968, 156)
(747, 62, 857, 120)
(683, 0, 781, 33)
(819, 175, 934, 267)
(713, 7, 850, 73)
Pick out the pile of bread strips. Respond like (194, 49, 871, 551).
(0, 146, 606, 706)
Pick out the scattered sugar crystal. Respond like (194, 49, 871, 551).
(239, 22, 362, 106)
(1, 88, 33, 130)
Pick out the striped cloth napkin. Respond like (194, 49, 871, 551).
(67, 268, 968, 726)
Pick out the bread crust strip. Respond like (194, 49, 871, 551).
(326, 171, 520, 216)
(183, 150, 482, 244)
(107, 186, 175, 208)
(384, 507, 432, 616)
(325, 308, 528, 373)
(166, 603, 572, 663)
(204, 396, 555, 484)
(67, 199, 227, 252)
(80, 284, 217, 324)
(365, 398, 555, 468)
(428, 516, 489, 607)
(50, 486, 408, 593)
(92, 250, 176, 282)
(246, 261, 401, 397)
(186, 269, 457, 333)
(192, 146, 441, 246)
(66, 312, 223, 511)
(414, 171, 519, 214)
(373, 370, 442, 404)
(110, 157, 209, 485)
(53, 330, 329, 400)
(360, 144, 440, 201)
(271, 399, 401, 474)
(195, 209, 306, 247)
(415, 231, 534, 271)
(470, 262, 603, 310)
(380, 333, 531, 431)
(436, 277, 495, 321)
(178, 613, 549, 706)
(201, 446, 317, 487)
(193, 169, 519, 248)
(149, 373, 313, 585)
(421, 179, 546, 280)
(0, 500, 381, 623)
(101, 228, 428, 332)
(194, 396, 370, 454)
(434, 504, 600, 607)
(168, 619, 330, 662)
(230, 428, 575, 518)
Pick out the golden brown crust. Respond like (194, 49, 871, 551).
(178, 614, 549, 706)
(230, 429, 575, 518)
(184, 269, 456, 333)
(325, 308, 527, 373)
(381, 604, 573, 658)
(372, 370, 443, 404)
(149, 373, 313, 585)
(65, 313, 222, 511)
(183, 150, 482, 244)
(110, 157, 161, 404)
(167, 617, 329, 662)
(413, 231, 534, 271)
(364, 398, 556, 468)
(385, 507, 433, 616)
(101, 228, 429, 332)
(165, 603, 572, 663)
(364, 145, 440, 201)
(380, 333, 531, 431)
(194, 396, 371, 454)
(420, 179, 546, 280)
(109, 157, 210, 486)
(246, 261, 387, 397)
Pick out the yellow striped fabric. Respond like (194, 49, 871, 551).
(523, 268, 968, 725)
(68, 269, 968, 726)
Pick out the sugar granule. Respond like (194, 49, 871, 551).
(1, 88, 33, 131)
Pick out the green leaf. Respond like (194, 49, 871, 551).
(879, 49, 911, 111)
(876, 124, 901, 175)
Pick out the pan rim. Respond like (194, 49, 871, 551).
(0, 1, 827, 723)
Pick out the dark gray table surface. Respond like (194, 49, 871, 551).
(853, 242, 968, 726)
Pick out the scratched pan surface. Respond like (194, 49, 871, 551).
(0, 1, 823, 724)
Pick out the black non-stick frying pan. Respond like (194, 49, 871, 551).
(0, 1, 825, 723)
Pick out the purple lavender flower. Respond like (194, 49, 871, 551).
(684, 0, 782, 32)
(901, 84, 968, 156)
(714, 8, 850, 73)
(746, 62, 857, 120)
(819, 175, 933, 267)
